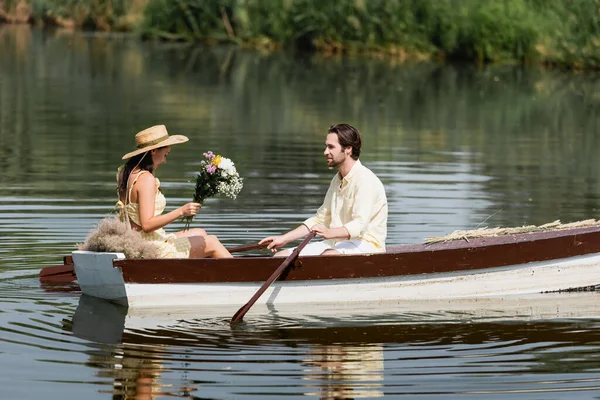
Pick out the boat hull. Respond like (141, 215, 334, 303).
(72, 250, 600, 308)
(71, 226, 600, 309)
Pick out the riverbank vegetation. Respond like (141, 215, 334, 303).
(1, 0, 599, 69)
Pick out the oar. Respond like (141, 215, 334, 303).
(231, 232, 316, 324)
(39, 264, 75, 278)
(39, 256, 76, 282)
(225, 240, 270, 253)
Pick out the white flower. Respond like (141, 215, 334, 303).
(184, 152, 243, 230)
(216, 175, 243, 199)
(217, 157, 236, 177)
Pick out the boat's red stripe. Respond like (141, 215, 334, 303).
(115, 226, 600, 284)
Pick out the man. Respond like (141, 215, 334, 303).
(260, 124, 388, 256)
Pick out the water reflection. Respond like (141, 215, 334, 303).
(91, 346, 168, 400)
(68, 297, 191, 399)
(62, 293, 600, 398)
(304, 344, 384, 399)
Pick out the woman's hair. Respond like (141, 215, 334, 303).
(328, 123, 362, 160)
(117, 151, 154, 200)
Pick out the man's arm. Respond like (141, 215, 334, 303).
(259, 178, 335, 251)
(343, 181, 384, 240)
(259, 224, 311, 251)
(311, 225, 350, 240)
(303, 183, 333, 230)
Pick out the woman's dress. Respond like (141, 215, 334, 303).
(116, 171, 191, 258)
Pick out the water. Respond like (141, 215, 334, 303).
(1, 25, 600, 398)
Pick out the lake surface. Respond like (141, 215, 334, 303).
(1, 25, 600, 399)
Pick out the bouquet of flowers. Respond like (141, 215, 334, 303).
(182, 151, 243, 230)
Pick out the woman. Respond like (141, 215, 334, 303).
(116, 125, 232, 258)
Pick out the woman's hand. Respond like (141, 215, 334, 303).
(180, 202, 201, 217)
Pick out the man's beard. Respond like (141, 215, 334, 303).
(326, 156, 344, 169)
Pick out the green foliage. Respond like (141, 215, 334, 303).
(5, 0, 600, 68)
(453, 0, 541, 62)
(136, 0, 600, 68)
(140, 0, 235, 41)
(24, 0, 132, 29)
(542, 0, 600, 68)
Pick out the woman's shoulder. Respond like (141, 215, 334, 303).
(134, 171, 157, 187)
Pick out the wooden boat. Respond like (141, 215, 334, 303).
(61, 224, 600, 309)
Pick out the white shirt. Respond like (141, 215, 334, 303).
(303, 160, 388, 250)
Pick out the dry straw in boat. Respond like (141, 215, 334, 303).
(425, 219, 600, 244)
(78, 216, 160, 259)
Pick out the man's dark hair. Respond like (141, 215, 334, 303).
(328, 123, 362, 160)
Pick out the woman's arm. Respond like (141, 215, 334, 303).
(136, 173, 198, 232)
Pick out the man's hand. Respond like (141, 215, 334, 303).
(259, 236, 287, 252)
(312, 224, 350, 240)
(311, 224, 335, 239)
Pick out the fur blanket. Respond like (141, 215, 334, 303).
(78, 216, 160, 259)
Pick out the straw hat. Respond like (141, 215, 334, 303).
(122, 125, 189, 160)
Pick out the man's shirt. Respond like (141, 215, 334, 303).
(303, 159, 388, 251)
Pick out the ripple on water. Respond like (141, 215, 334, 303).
(2, 276, 600, 398)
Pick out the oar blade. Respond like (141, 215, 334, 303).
(39, 256, 76, 282)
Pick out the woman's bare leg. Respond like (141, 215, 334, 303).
(320, 249, 341, 256)
(175, 228, 207, 238)
(188, 235, 233, 258)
